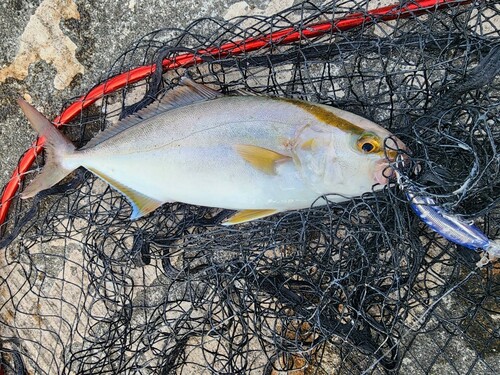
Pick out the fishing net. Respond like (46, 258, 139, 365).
(0, 0, 499, 373)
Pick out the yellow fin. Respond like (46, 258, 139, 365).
(235, 144, 291, 175)
(300, 138, 316, 150)
(223, 209, 279, 226)
(88, 168, 163, 219)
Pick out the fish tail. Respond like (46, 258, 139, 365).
(17, 98, 76, 199)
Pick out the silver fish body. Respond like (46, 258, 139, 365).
(18, 78, 404, 224)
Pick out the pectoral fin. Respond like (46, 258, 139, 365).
(223, 209, 279, 225)
(88, 168, 163, 219)
(300, 138, 316, 150)
(235, 144, 291, 175)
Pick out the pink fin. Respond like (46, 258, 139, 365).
(18, 99, 76, 198)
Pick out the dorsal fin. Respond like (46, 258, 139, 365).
(233, 88, 260, 96)
(179, 77, 224, 99)
(81, 78, 223, 150)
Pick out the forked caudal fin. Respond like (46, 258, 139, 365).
(17, 99, 76, 198)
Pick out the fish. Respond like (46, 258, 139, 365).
(17, 78, 406, 225)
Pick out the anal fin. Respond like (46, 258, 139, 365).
(88, 168, 163, 219)
(223, 209, 278, 226)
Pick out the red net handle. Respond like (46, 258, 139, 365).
(0, 0, 471, 226)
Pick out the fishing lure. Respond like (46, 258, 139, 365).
(397, 170, 499, 264)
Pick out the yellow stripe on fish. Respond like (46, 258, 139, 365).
(279, 98, 366, 135)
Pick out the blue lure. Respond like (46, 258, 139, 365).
(396, 172, 499, 259)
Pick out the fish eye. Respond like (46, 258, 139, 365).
(361, 142, 374, 152)
(356, 133, 381, 154)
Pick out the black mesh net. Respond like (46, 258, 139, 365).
(1, 0, 499, 374)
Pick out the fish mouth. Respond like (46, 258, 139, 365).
(374, 159, 395, 185)
(375, 136, 409, 184)
(383, 136, 407, 162)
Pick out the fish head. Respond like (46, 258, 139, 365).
(291, 118, 406, 196)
